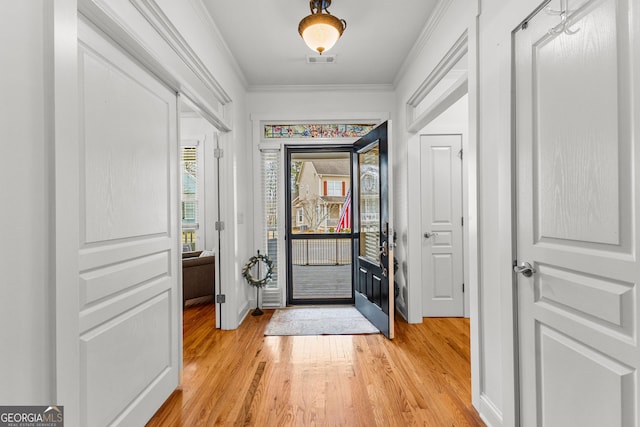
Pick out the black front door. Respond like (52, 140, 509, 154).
(353, 121, 394, 338)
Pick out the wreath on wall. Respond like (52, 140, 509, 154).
(242, 251, 274, 288)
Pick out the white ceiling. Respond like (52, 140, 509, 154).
(201, 0, 440, 89)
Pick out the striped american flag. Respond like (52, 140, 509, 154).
(336, 188, 351, 232)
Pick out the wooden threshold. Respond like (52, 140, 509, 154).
(146, 303, 485, 426)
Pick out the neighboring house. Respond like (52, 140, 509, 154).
(292, 159, 350, 232)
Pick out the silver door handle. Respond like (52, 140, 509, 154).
(424, 231, 438, 239)
(514, 262, 536, 277)
(377, 241, 388, 266)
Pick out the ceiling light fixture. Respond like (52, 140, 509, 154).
(298, 0, 347, 55)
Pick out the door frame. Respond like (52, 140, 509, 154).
(418, 133, 465, 317)
(284, 145, 355, 306)
(250, 113, 390, 309)
(403, 24, 484, 416)
(178, 98, 223, 328)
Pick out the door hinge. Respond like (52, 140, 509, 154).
(214, 148, 224, 158)
(215, 221, 225, 231)
(462, 283, 465, 293)
(461, 216, 464, 226)
(216, 294, 226, 303)
(458, 148, 463, 160)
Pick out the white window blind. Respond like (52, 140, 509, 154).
(261, 149, 280, 291)
(181, 146, 198, 251)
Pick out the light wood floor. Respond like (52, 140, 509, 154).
(147, 304, 485, 426)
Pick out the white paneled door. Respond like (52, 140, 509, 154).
(421, 135, 464, 317)
(515, 0, 639, 425)
(72, 20, 180, 425)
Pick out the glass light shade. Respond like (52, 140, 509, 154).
(298, 13, 345, 55)
(302, 24, 340, 54)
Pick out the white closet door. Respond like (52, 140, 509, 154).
(420, 134, 464, 317)
(68, 19, 180, 426)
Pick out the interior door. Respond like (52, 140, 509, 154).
(420, 134, 464, 317)
(73, 19, 181, 425)
(515, 0, 639, 425)
(354, 121, 394, 339)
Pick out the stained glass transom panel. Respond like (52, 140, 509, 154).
(264, 124, 375, 139)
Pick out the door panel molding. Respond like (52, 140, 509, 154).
(63, 18, 181, 426)
(421, 134, 464, 317)
(514, 0, 640, 423)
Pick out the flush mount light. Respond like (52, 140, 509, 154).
(298, 0, 347, 55)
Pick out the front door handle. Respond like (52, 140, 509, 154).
(424, 231, 438, 239)
(377, 241, 388, 267)
(514, 262, 536, 278)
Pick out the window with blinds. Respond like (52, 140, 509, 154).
(261, 150, 279, 290)
(181, 147, 198, 251)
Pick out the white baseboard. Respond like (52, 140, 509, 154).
(478, 393, 503, 427)
(395, 300, 409, 321)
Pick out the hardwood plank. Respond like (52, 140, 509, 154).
(147, 305, 485, 426)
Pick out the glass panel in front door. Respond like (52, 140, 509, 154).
(358, 144, 380, 262)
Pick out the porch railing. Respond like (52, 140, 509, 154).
(291, 239, 352, 265)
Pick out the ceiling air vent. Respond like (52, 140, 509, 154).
(306, 55, 336, 64)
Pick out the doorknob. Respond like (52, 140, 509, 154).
(424, 231, 438, 239)
(514, 262, 536, 278)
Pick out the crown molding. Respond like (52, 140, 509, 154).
(130, 0, 232, 104)
(188, 0, 249, 90)
(248, 83, 395, 93)
(393, 0, 454, 86)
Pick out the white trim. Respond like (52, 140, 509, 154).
(248, 83, 395, 93)
(406, 31, 469, 131)
(252, 112, 389, 126)
(129, 0, 231, 104)
(467, 12, 483, 419)
(406, 133, 423, 324)
(393, 0, 455, 85)
(479, 393, 503, 427)
(188, 0, 249, 89)
(51, 1, 81, 424)
(407, 73, 468, 133)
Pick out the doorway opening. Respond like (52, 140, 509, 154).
(285, 146, 354, 305)
(179, 97, 221, 328)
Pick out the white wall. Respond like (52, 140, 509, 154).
(0, 2, 54, 404)
(422, 94, 468, 131)
(248, 89, 395, 117)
